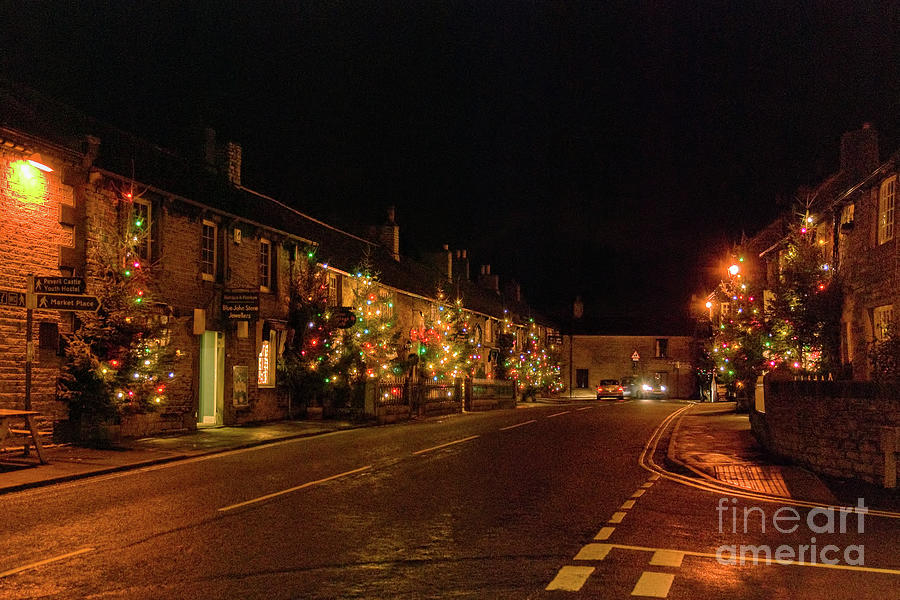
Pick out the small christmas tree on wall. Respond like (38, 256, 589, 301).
(60, 183, 176, 426)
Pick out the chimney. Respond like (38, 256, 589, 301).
(453, 249, 470, 281)
(503, 279, 521, 303)
(226, 141, 242, 186)
(477, 264, 499, 294)
(378, 206, 400, 261)
(840, 123, 879, 181)
(427, 244, 453, 280)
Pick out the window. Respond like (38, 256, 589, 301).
(840, 203, 855, 227)
(132, 198, 152, 260)
(259, 238, 272, 292)
(257, 329, 276, 387)
(575, 369, 589, 389)
(655, 338, 668, 358)
(873, 304, 894, 342)
(878, 176, 896, 245)
(201, 220, 217, 281)
(327, 272, 340, 306)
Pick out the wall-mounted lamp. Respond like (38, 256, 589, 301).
(26, 153, 53, 172)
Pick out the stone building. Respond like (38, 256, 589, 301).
(561, 335, 695, 399)
(0, 82, 557, 437)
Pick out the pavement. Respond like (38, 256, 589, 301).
(668, 401, 900, 511)
(3, 398, 897, 512)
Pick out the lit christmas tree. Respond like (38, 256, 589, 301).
(504, 318, 563, 398)
(417, 292, 478, 382)
(343, 258, 400, 380)
(61, 184, 176, 424)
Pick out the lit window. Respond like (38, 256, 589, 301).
(873, 305, 894, 342)
(259, 238, 272, 291)
(258, 330, 276, 387)
(878, 176, 896, 245)
(133, 198, 152, 260)
(201, 220, 217, 280)
(840, 203, 855, 226)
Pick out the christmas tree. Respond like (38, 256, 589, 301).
(417, 293, 478, 382)
(343, 257, 400, 380)
(60, 184, 175, 424)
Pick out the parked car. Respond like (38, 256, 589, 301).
(620, 376, 639, 399)
(641, 380, 668, 399)
(597, 379, 624, 400)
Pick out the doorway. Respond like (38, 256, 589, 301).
(199, 330, 224, 426)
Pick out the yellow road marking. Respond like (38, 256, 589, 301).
(574, 543, 612, 560)
(500, 420, 537, 431)
(621, 499, 636, 509)
(650, 550, 684, 567)
(0, 547, 94, 579)
(594, 526, 615, 540)
(412, 435, 480, 455)
(546, 411, 571, 419)
(638, 405, 900, 519)
(609, 511, 627, 523)
(546, 566, 595, 591)
(218, 465, 372, 512)
(608, 543, 900, 576)
(649, 473, 660, 481)
(631, 571, 674, 598)
(632, 489, 646, 498)
(641, 482, 654, 488)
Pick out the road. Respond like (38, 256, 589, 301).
(0, 400, 897, 599)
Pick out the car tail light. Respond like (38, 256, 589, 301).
(618, 386, 624, 392)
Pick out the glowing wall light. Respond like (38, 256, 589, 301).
(26, 153, 53, 172)
(7, 159, 49, 204)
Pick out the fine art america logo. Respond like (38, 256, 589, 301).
(716, 497, 867, 566)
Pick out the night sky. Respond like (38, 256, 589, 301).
(2, 2, 898, 332)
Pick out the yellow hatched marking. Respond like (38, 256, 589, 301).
(574, 543, 612, 561)
(609, 511, 627, 523)
(594, 526, 615, 540)
(632, 489, 646, 498)
(650, 550, 684, 567)
(546, 566, 595, 591)
(631, 572, 674, 597)
(621, 499, 636, 509)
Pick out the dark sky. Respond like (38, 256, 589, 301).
(2, 2, 898, 332)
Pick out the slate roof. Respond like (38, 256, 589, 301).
(0, 79, 555, 329)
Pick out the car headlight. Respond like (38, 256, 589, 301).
(642, 384, 652, 391)
(660, 385, 667, 392)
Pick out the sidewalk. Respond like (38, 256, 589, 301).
(668, 402, 900, 511)
(0, 419, 360, 495)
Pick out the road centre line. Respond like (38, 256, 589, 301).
(500, 420, 537, 431)
(413, 435, 480, 455)
(575, 406, 594, 411)
(218, 465, 372, 512)
(0, 547, 94, 579)
(546, 411, 571, 419)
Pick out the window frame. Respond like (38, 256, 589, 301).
(132, 197, 152, 261)
(878, 175, 896, 245)
(655, 338, 669, 358)
(259, 237, 272, 292)
(200, 220, 217, 281)
(575, 368, 589, 389)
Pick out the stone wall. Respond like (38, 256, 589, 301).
(751, 379, 900, 485)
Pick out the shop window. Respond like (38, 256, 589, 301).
(873, 304, 894, 342)
(258, 329, 276, 387)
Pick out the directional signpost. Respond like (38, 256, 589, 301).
(36, 293, 100, 312)
(33, 276, 86, 294)
(0, 289, 26, 308)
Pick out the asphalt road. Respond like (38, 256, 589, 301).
(0, 400, 897, 599)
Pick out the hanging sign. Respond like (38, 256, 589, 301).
(331, 307, 357, 328)
(222, 290, 259, 320)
